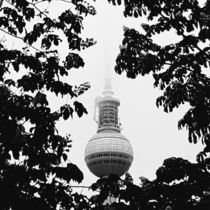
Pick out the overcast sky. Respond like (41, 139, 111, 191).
(50, 0, 206, 190)
(3, 0, 206, 192)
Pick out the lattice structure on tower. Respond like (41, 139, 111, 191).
(97, 96, 120, 132)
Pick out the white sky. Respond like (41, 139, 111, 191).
(53, 0, 205, 189)
(1, 0, 207, 191)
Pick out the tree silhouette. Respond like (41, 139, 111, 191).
(0, 0, 95, 209)
(107, 0, 210, 162)
(90, 158, 210, 210)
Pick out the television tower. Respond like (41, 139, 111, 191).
(84, 77, 133, 178)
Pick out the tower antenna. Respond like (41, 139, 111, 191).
(103, 76, 113, 96)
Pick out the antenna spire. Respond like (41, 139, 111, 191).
(103, 76, 113, 96)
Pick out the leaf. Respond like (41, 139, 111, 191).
(24, 7, 35, 21)
(74, 101, 87, 117)
(53, 163, 83, 183)
(64, 53, 85, 69)
(41, 34, 62, 49)
(117, 0, 121, 5)
(4, 79, 15, 87)
(50, 135, 62, 150)
(29, 126, 35, 133)
(12, 149, 20, 160)
(12, 62, 19, 72)
(34, 92, 48, 107)
(58, 9, 74, 24)
(57, 143, 63, 159)
(67, 163, 83, 183)
(62, 153, 68, 161)
(61, 104, 74, 120)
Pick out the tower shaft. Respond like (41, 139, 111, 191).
(97, 98, 120, 132)
(96, 76, 121, 132)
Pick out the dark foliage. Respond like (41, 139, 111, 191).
(108, 0, 210, 161)
(0, 0, 96, 209)
(90, 158, 210, 210)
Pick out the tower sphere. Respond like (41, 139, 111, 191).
(84, 78, 133, 178)
(85, 130, 133, 178)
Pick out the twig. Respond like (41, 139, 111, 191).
(34, 0, 73, 5)
(70, 185, 90, 188)
(27, 1, 49, 18)
(0, 28, 43, 52)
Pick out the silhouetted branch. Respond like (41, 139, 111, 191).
(0, 28, 43, 52)
(34, 0, 73, 4)
(27, 0, 49, 18)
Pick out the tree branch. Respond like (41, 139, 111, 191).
(0, 28, 43, 52)
(27, 0, 49, 18)
(183, 33, 210, 62)
(34, 0, 73, 5)
(164, 62, 172, 65)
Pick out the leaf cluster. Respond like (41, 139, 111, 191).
(109, 0, 210, 150)
(0, 0, 96, 209)
(90, 157, 210, 210)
